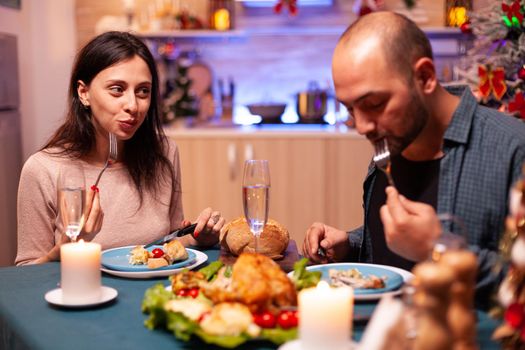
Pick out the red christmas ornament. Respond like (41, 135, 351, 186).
(518, 66, 525, 80)
(478, 64, 507, 101)
(502, 0, 524, 26)
(274, 0, 297, 16)
(460, 21, 472, 34)
(508, 92, 525, 120)
(505, 303, 525, 329)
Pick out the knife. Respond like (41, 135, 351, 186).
(143, 223, 197, 249)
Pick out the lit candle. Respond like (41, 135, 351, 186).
(299, 281, 353, 350)
(60, 240, 102, 304)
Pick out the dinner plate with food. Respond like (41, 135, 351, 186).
(142, 253, 304, 348)
(300, 263, 413, 301)
(101, 240, 208, 278)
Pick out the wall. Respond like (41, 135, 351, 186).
(0, 0, 76, 265)
(0, 0, 76, 160)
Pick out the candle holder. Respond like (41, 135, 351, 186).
(44, 240, 118, 308)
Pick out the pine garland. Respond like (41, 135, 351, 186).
(456, 0, 525, 111)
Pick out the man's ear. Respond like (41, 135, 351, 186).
(413, 57, 437, 95)
(77, 80, 90, 107)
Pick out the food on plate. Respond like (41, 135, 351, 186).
(165, 298, 212, 322)
(129, 240, 188, 269)
(201, 253, 297, 313)
(329, 268, 386, 289)
(147, 257, 169, 269)
(142, 253, 302, 348)
(200, 302, 260, 337)
(171, 271, 206, 293)
(220, 217, 290, 259)
(129, 245, 150, 265)
(163, 239, 188, 263)
(290, 258, 322, 291)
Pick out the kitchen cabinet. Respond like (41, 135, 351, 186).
(167, 126, 373, 244)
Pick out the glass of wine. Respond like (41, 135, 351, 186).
(242, 159, 270, 254)
(430, 213, 468, 262)
(58, 163, 86, 242)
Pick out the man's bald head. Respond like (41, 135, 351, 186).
(336, 12, 433, 82)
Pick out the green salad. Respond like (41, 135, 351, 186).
(141, 258, 319, 348)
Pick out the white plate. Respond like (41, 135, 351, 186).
(279, 339, 357, 350)
(45, 286, 118, 308)
(290, 262, 414, 301)
(101, 249, 208, 278)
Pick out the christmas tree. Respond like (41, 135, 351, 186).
(456, 0, 525, 120)
(163, 54, 199, 123)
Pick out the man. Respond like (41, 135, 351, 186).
(302, 12, 525, 306)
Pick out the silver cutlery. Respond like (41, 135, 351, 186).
(93, 133, 117, 187)
(144, 223, 197, 248)
(373, 138, 396, 187)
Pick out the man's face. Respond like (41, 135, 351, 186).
(332, 40, 429, 156)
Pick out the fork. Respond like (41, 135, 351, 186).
(93, 133, 118, 187)
(373, 138, 396, 188)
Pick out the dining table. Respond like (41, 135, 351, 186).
(0, 245, 501, 350)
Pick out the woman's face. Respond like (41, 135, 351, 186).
(78, 55, 152, 141)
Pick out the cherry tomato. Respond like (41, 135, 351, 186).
(188, 287, 199, 299)
(198, 311, 210, 323)
(151, 248, 164, 258)
(176, 288, 189, 297)
(253, 311, 277, 328)
(277, 310, 298, 329)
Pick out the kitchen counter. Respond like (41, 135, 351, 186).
(164, 123, 362, 139)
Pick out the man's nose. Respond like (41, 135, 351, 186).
(354, 113, 376, 136)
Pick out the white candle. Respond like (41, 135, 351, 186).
(60, 240, 102, 304)
(299, 281, 353, 350)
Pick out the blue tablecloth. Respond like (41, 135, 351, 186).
(0, 247, 500, 350)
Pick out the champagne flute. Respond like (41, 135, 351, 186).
(242, 160, 270, 254)
(58, 163, 86, 242)
(430, 213, 468, 262)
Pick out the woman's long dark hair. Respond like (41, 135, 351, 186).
(43, 31, 175, 204)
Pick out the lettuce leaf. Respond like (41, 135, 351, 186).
(166, 311, 199, 342)
(261, 327, 298, 345)
(291, 258, 322, 290)
(194, 329, 250, 348)
(141, 283, 174, 329)
(198, 260, 224, 281)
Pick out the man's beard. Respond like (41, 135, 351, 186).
(387, 90, 429, 156)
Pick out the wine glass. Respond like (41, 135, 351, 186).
(242, 160, 271, 254)
(58, 163, 86, 242)
(430, 213, 468, 262)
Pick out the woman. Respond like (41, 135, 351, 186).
(16, 31, 224, 265)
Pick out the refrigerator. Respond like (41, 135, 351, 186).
(0, 33, 22, 266)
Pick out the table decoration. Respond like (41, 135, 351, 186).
(141, 254, 311, 347)
(44, 240, 118, 308)
(60, 240, 102, 304)
(298, 281, 353, 350)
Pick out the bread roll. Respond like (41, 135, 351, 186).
(220, 217, 289, 259)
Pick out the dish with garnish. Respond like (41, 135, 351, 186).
(101, 243, 197, 272)
(303, 263, 412, 300)
(141, 254, 317, 348)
